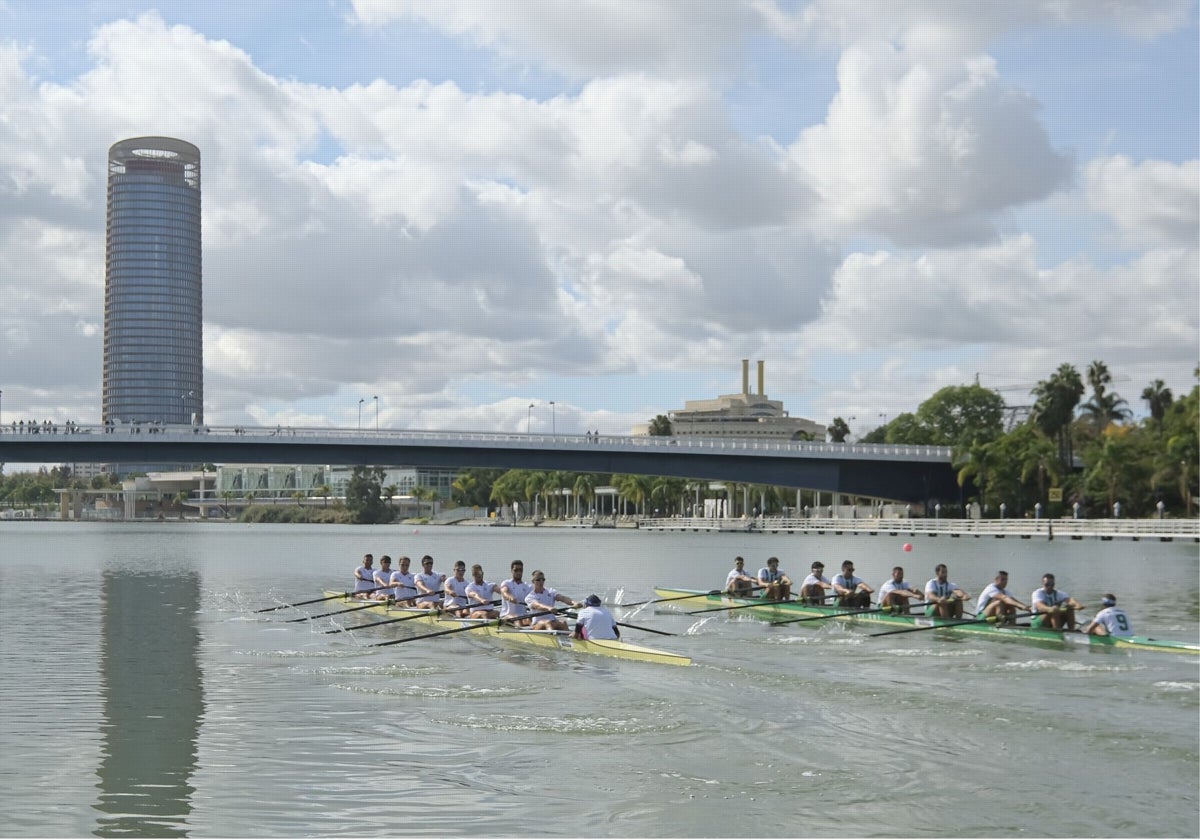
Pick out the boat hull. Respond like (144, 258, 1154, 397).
(319, 592, 691, 666)
(653, 588, 1198, 655)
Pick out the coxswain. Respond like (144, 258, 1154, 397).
(1082, 594, 1132, 637)
(573, 594, 619, 640)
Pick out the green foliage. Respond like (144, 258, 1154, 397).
(647, 414, 674, 436)
(827, 417, 851, 443)
(344, 465, 392, 524)
(914, 385, 1006, 448)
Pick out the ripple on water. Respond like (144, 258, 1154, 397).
(1153, 680, 1198, 692)
(330, 683, 537, 700)
(300, 664, 441, 677)
(994, 659, 1146, 673)
(234, 648, 376, 659)
(448, 712, 685, 736)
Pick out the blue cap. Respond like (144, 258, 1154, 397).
(585, 594, 602, 607)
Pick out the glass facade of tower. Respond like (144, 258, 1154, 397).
(103, 137, 203, 425)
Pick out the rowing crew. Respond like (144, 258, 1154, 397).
(352, 554, 619, 640)
(723, 557, 1134, 637)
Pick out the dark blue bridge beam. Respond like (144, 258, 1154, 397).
(0, 426, 964, 504)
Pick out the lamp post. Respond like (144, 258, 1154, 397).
(358, 398, 365, 430)
(1, 389, 4, 427)
(527, 403, 534, 434)
(1000, 502, 1006, 519)
(373, 395, 379, 431)
(549, 401, 555, 435)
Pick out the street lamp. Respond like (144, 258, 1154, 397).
(358, 398, 365, 430)
(527, 403, 534, 434)
(549, 401, 556, 435)
(373, 395, 379, 431)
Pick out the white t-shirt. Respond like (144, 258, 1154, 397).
(925, 577, 961, 600)
(1091, 606, 1133, 637)
(833, 573, 864, 590)
(726, 567, 753, 586)
(758, 566, 786, 583)
(415, 571, 444, 605)
(526, 587, 562, 617)
(389, 571, 417, 601)
(500, 578, 532, 618)
(443, 575, 470, 609)
(976, 583, 1011, 614)
(373, 568, 394, 589)
(466, 580, 498, 606)
(575, 605, 618, 640)
(878, 579, 916, 603)
(353, 564, 375, 593)
(802, 573, 830, 588)
(1032, 587, 1071, 611)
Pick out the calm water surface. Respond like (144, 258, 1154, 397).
(0, 522, 1196, 838)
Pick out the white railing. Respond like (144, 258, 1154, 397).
(637, 516, 1200, 540)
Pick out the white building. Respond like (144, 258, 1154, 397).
(634, 360, 826, 441)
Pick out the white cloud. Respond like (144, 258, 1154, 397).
(791, 41, 1072, 245)
(1087, 156, 1200, 248)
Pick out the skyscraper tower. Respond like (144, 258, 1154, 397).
(103, 137, 203, 426)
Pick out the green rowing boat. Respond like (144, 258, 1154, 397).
(652, 588, 1199, 655)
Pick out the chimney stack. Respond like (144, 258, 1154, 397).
(741, 359, 749, 395)
(757, 360, 764, 396)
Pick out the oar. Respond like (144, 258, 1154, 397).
(617, 585, 765, 608)
(291, 591, 445, 623)
(371, 607, 570, 648)
(770, 602, 932, 626)
(686, 593, 837, 615)
(324, 599, 502, 634)
(615, 621, 675, 637)
(255, 586, 386, 613)
(286, 600, 384, 622)
(869, 611, 1033, 638)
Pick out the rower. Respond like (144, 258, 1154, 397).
(524, 570, 581, 631)
(975, 570, 1028, 624)
(500, 560, 533, 626)
(573, 594, 619, 640)
(832, 560, 872, 609)
(1082, 594, 1132, 637)
(877, 566, 922, 614)
(800, 561, 832, 605)
(414, 555, 444, 610)
(1030, 573, 1084, 631)
(442, 561, 471, 617)
(465, 564, 500, 618)
(352, 553, 375, 598)
(725, 556, 756, 597)
(924, 563, 969, 619)
(370, 555, 394, 600)
(757, 556, 793, 601)
(390, 555, 419, 607)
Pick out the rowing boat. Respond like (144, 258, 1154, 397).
(316, 592, 691, 666)
(653, 588, 1199, 655)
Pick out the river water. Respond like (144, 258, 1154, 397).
(0, 522, 1196, 838)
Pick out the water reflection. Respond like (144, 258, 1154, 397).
(93, 571, 203, 837)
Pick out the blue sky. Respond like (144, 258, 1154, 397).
(0, 0, 1196, 439)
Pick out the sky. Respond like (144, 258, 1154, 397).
(1, 0, 1197, 442)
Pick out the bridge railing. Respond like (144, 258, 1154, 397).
(0, 422, 954, 460)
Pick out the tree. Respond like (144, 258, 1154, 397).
(827, 417, 851, 443)
(573, 473, 596, 518)
(219, 489, 235, 519)
(345, 466, 389, 524)
(317, 484, 332, 508)
(174, 491, 189, 520)
(1141, 379, 1174, 426)
(884, 412, 934, 445)
(915, 384, 1006, 449)
(1031, 363, 1085, 468)
(647, 414, 673, 436)
(1081, 360, 1130, 432)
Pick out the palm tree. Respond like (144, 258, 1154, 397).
(1080, 359, 1131, 432)
(317, 484, 332, 508)
(292, 490, 307, 522)
(1018, 431, 1061, 508)
(1031, 363, 1085, 468)
(383, 484, 398, 515)
(573, 473, 596, 518)
(1141, 379, 1174, 425)
(219, 489, 235, 519)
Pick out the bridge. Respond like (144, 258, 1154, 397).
(0, 424, 962, 504)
